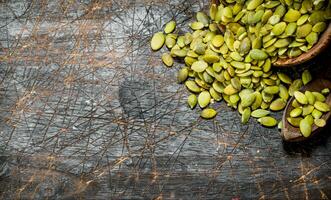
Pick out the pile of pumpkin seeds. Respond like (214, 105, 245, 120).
(150, 1, 330, 132)
(288, 88, 330, 137)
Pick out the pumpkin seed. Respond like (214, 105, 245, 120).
(177, 67, 189, 83)
(151, 32, 165, 51)
(312, 22, 327, 33)
(251, 109, 270, 118)
(201, 108, 217, 119)
(283, 9, 301, 22)
(198, 91, 211, 108)
(164, 21, 176, 34)
(242, 107, 251, 124)
(190, 21, 204, 30)
(296, 24, 312, 38)
(305, 91, 315, 105)
(279, 84, 289, 100)
(277, 72, 292, 84)
(264, 86, 279, 94)
(270, 98, 286, 111)
(191, 60, 208, 72)
(302, 70, 312, 85)
(290, 107, 303, 118)
(314, 118, 326, 127)
(272, 22, 287, 36)
(302, 105, 314, 116)
(287, 117, 303, 127)
(162, 53, 174, 67)
(314, 101, 330, 112)
(224, 84, 239, 95)
(241, 92, 256, 108)
(258, 116, 277, 127)
(209, 88, 222, 101)
(212, 35, 224, 47)
(185, 80, 201, 93)
(188, 94, 197, 109)
(278, 121, 283, 129)
(300, 118, 312, 137)
(311, 109, 323, 119)
(312, 92, 326, 102)
(294, 91, 308, 105)
(321, 88, 330, 95)
(250, 49, 268, 60)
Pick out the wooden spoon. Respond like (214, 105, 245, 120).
(281, 79, 331, 142)
(210, 0, 331, 67)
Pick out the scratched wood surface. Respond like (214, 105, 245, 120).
(0, 0, 330, 199)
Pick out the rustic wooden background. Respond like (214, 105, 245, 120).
(0, 0, 330, 199)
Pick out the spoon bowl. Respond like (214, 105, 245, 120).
(281, 79, 331, 142)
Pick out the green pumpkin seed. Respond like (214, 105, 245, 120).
(203, 54, 220, 63)
(258, 116, 277, 127)
(162, 53, 174, 67)
(187, 94, 197, 109)
(210, 4, 217, 20)
(177, 67, 189, 83)
(314, 101, 330, 112)
(312, 92, 326, 102)
(251, 109, 270, 118)
(191, 60, 208, 72)
(212, 81, 225, 93)
(201, 108, 217, 119)
(165, 36, 176, 49)
(264, 86, 279, 94)
(287, 117, 303, 127)
(196, 12, 209, 26)
(289, 79, 303, 96)
(311, 109, 323, 119)
(198, 91, 211, 108)
(321, 88, 330, 95)
(283, 9, 301, 22)
(241, 92, 256, 108)
(272, 22, 287, 36)
(212, 35, 224, 47)
(290, 107, 303, 118)
(302, 70, 312, 85)
(297, 14, 309, 26)
(294, 91, 308, 105)
(251, 92, 263, 110)
(190, 21, 204, 30)
(268, 15, 281, 25)
(250, 49, 268, 60)
(296, 24, 312, 38)
(277, 72, 292, 84)
(312, 22, 327, 33)
(302, 105, 314, 116)
(242, 107, 251, 124)
(305, 91, 315, 105)
(151, 32, 165, 51)
(185, 80, 201, 93)
(305, 32, 318, 45)
(164, 21, 176, 34)
(247, 0, 263, 10)
(314, 118, 326, 127)
(292, 99, 301, 108)
(285, 23, 297, 36)
(274, 38, 290, 48)
(209, 88, 222, 101)
(300, 118, 312, 137)
(224, 84, 239, 95)
(270, 98, 286, 111)
(279, 84, 289, 100)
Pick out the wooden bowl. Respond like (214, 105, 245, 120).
(210, 0, 331, 67)
(274, 24, 331, 67)
(281, 79, 331, 142)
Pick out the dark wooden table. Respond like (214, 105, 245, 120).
(0, 0, 330, 199)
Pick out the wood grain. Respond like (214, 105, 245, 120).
(0, 0, 330, 199)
